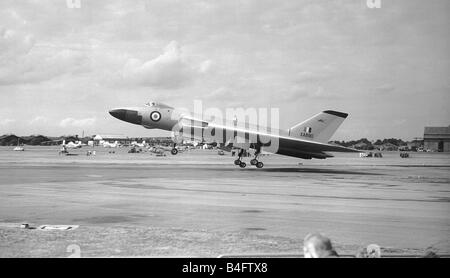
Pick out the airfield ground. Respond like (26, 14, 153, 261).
(0, 146, 449, 257)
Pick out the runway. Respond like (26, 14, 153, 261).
(0, 146, 449, 257)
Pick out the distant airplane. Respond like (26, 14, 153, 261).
(109, 101, 359, 168)
(148, 145, 179, 155)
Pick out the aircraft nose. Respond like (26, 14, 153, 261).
(109, 109, 142, 125)
(109, 109, 126, 121)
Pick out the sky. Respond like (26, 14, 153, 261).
(0, 0, 449, 140)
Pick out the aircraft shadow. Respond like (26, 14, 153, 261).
(240, 167, 383, 175)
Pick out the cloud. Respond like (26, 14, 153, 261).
(204, 87, 247, 101)
(202, 87, 251, 106)
(0, 27, 34, 59)
(29, 116, 48, 125)
(295, 69, 334, 83)
(60, 117, 96, 128)
(0, 27, 89, 86)
(373, 84, 396, 95)
(0, 1, 448, 140)
(121, 41, 204, 89)
(282, 85, 340, 101)
(0, 119, 15, 126)
(0, 48, 89, 86)
(198, 59, 213, 73)
(394, 119, 407, 126)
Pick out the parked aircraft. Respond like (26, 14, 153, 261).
(148, 145, 179, 155)
(109, 101, 359, 168)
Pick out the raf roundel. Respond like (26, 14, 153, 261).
(150, 111, 161, 122)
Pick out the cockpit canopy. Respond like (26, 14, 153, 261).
(145, 101, 173, 109)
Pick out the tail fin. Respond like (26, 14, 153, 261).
(288, 110, 348, 143)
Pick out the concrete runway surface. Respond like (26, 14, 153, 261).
(0, 146, 449, 257)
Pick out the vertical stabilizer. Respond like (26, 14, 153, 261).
(288, 110, 348, 143)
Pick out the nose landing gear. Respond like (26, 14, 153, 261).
(171, 143, 178, 155)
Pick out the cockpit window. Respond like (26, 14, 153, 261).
(145, 101, 173, 109)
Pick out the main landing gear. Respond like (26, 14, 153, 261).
(234, 149, 247, 168)
(234, 148, 264, 169)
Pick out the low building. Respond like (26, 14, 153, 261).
(93, 134, 131, 145)
(424, 126, 450, 152)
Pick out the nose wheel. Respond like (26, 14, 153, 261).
(171, 143, 178, 155)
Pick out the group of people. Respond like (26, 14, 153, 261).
(302, 233, 438, 258)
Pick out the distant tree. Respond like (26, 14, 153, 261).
(381, 138, 406, 146)
(374, 139, 383, 145)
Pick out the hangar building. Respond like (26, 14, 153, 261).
(423, 126, 450, 152)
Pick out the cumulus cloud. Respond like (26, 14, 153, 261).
(198, 59, 213, 73)
(0, 48, 89, 85)
(60, 117, 96, 128)
(121, 41, 208, 89)
(0, 1, 448, 140)
(0, 28, 89, 86)
(29, 116, 48, 125)
(0, 27, 34, 59)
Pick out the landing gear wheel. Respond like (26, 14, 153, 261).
(171, 148, 178, 155)
(239, 162, 247, 168)
(256, 161, 264, 168)
(234, 159, 241, 166)
(250, 159, 258, 165)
